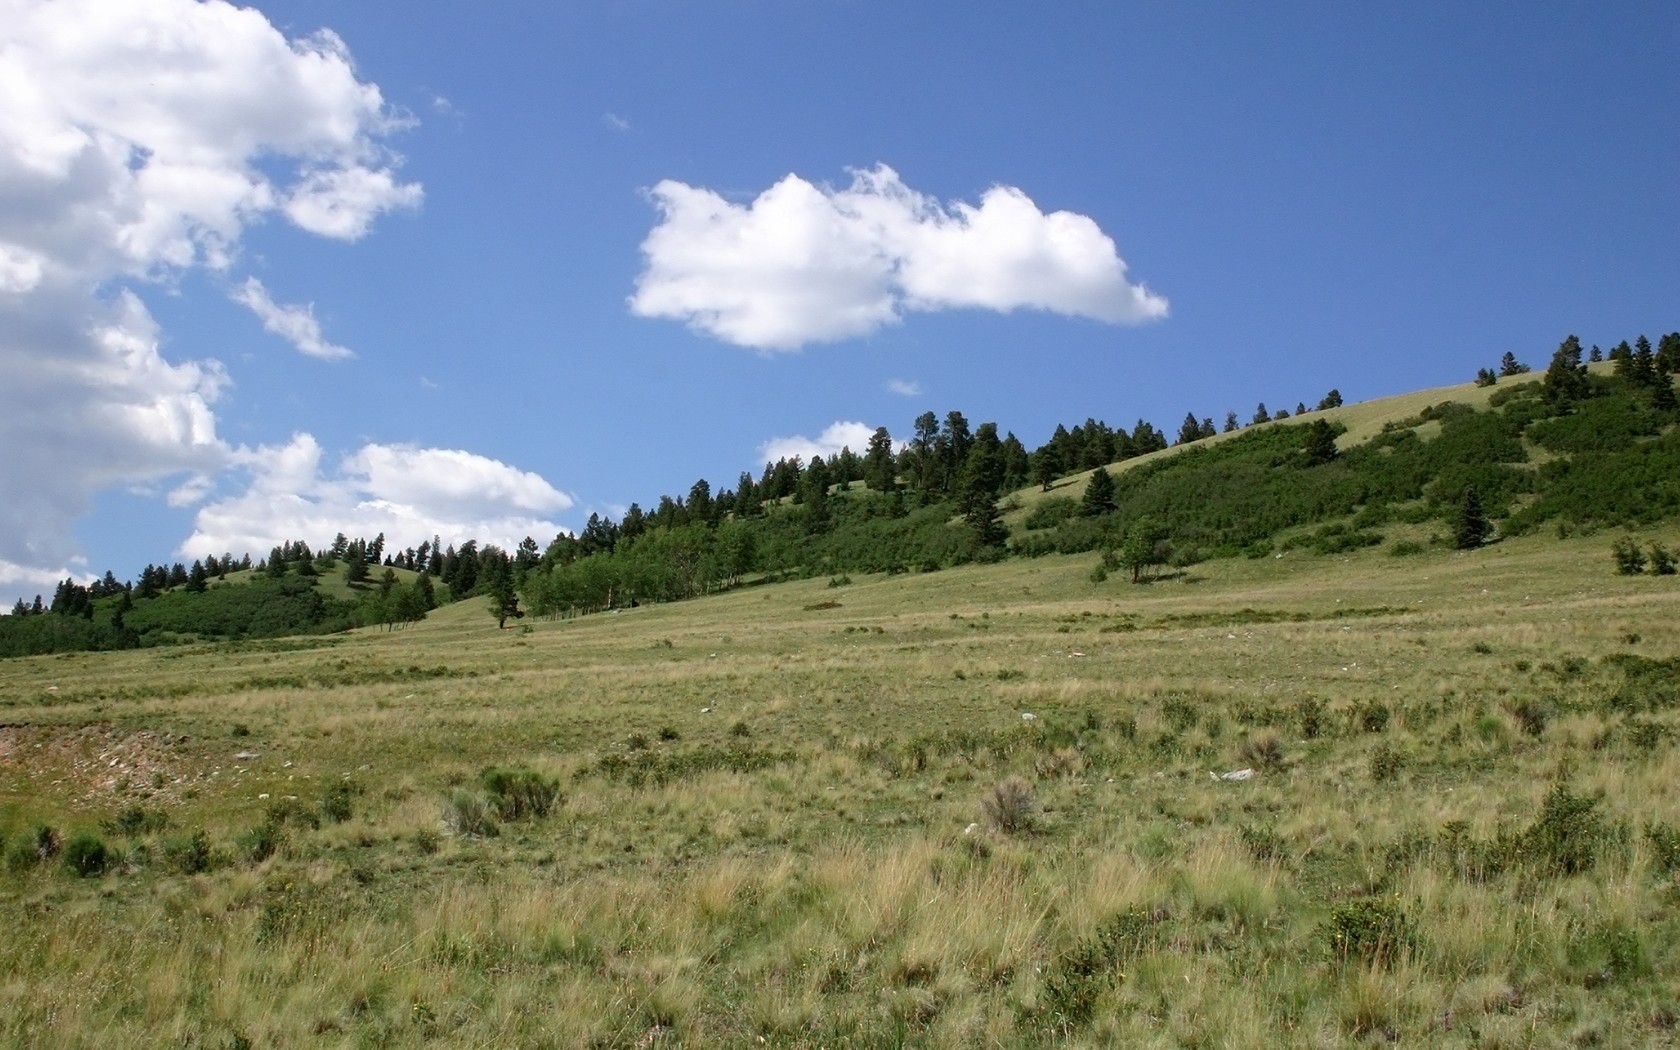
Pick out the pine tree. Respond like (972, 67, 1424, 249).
(1541, 334, 1589, 409)
(958, 423, 1007, 546)
(1081, 467, 1117, 517)
(1303, 419, 1339, 465)
(864, 426, 896, 493)
(1498, 351, 1529, 376)
(1251, 403, 1270, 425)
(1316, 389, 1344, 410)
(1224, 411, 1240, 433)
(1455, 487, 1490, 549)
(1033, 447, 1060, 492)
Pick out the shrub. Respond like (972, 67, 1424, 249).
(1522, 784, 1622, 877)
(1369, 743, 1404, 782)
(1612, 536, 1647, 575)
(1296, 697, 1326, 739)
(103, 805, 168, 837)
(6, 824, 62, 871)
(163, 828, 213, 874)
(318, 781, 355, 824)
(1359, 703, 1391, 734)
(62, 831, 113, 877)
(443, 789, 500, 838)
(238, 821, 285, 863)
(481, 767, 562, 821)
(1326, 897, 1413, 968)
(980, 776, 1037, 834)
(1650, 542, 1678, 575)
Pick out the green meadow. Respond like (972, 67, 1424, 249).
(3, 528, 1679, 1048)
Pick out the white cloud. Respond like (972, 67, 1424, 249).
(0, 0, 421, 601)
(630, 164, 1167, 351)
(231, 277, 352, 360)
(758, 421, 875, 466)
(179, 435, 572, 560)
(885, 378, 922, 397)
(602, 112, 632, 132)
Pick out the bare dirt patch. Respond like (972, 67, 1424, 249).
(0, 724, 199, 809)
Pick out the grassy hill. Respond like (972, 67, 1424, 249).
(3, 522, 1680, 1045)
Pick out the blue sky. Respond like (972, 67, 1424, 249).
(1, 0, 1676, 604)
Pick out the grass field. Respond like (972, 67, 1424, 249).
(3, 527, 1679, 1047)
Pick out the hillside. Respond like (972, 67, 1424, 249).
(3, 337, 1676, 657)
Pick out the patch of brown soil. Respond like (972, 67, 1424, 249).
(0, 724, 198, 808)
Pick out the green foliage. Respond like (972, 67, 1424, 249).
(162, 829, 213, 875)
(1522, 785, 1622, 877)
(1455, 486, 1490, 549)
(1611, 536, 1647, 575)
(1021, 497, 1079, 531)
(443, 790, 500, 838)
(1325, 896, 1413, 967)
(480, 767, 562, 821)
(61, 831, 113, 877)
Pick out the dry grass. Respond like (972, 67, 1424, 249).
(2, 528, 1679, 1045)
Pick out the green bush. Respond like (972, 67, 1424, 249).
(481, 767, 562, 821)
(163, 828, 213, 874)
(62, 831, 114, 877)
(1522, 784, 1622, 877)
(1612, 536, 1648, 575)
(103, 805, 168, 837)
(318, 781, 356, 824)
(1325, 897, 1413, 968)
(443, 789, 500, 838)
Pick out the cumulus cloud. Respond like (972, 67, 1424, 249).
(231, 277, 352, 360)
(0, 0, 423, 600)
(885, 378, 922, 397)
(630, 164, 1167, 351)
(179, 435, 573, 561)
(758, 421, 875, 466)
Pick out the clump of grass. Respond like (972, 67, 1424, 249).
(61, 831, 114, 878)
(238, 820, 285, 863)
(481, 766, 562, 821)
(1238, 729, 1285, 771)
(980, 776, 1036, 833)
(657, 725, 681, 742)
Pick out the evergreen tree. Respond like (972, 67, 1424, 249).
(1589, 344, 1604, 363)
(1223, 411, 1240, 433)
(484, 556, 522, 629)
(1176, 411, 1202, 445)
(1295, 403, 1307, 416)
(344, 545, 369, 585)
(1033, 446, 1060, 491)
(1000, 432, 1032, 492)
(1303, 419, 1339, 465)
(802, 455, 832, 533)
(864, 426, 897, 493)
(1251, 403, 1270, 425)
(1498, 351, 1529, 376)
(1201, 417, 1217, 439)
(1081, 467, 1117, 517)
(1455, 486, 1490, 549)
(958, 423, 1007, 546)
(186, 559, 209, 593)
(1316, 389, 1344, 410)
(1541, 334, 1590, 409)
(1655, 333, 1680, 375)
